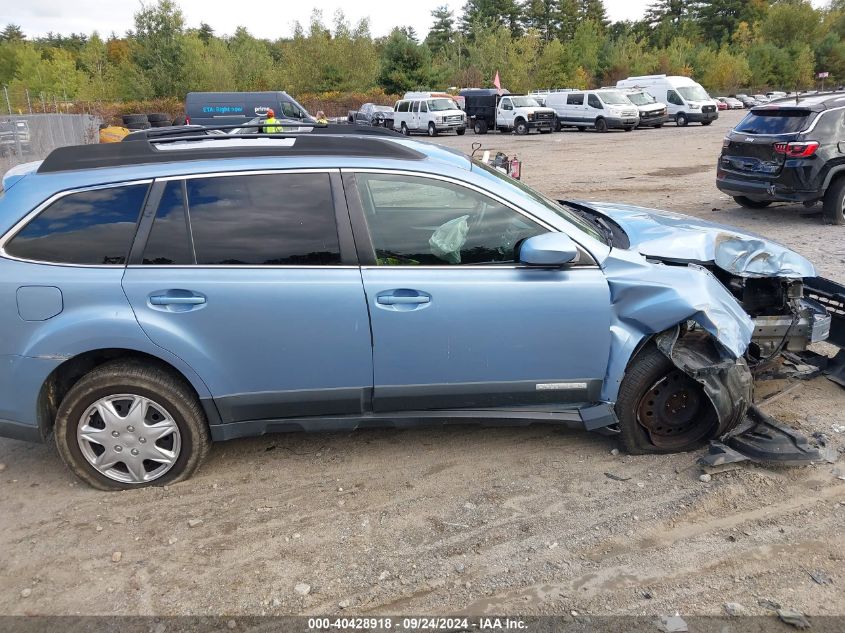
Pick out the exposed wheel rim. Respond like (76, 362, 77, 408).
(636, 371, 712, 450)
(77, 394, 182, 484)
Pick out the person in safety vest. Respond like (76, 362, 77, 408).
(263, 109, 282, 133)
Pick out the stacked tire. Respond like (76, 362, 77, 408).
(122, 114, 150, 130)
(147, 113, 172, 128)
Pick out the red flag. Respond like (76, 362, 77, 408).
(493, 71, 501, 91)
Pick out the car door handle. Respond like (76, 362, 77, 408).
(149, 295, 206, 306)
(377, 295, 430, 306)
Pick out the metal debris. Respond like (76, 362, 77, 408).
(604, 472, 631, 481)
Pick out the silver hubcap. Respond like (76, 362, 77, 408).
(76, 394, 181, 484)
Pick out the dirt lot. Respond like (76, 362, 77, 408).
(1, 111, 844, 620)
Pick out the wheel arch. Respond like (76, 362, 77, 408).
(37, 348, 215, 440)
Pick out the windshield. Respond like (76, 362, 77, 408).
(734, 110, 812, 135)
(472, 160, 607, 245)
(677, 85, 710, 101)
(627, 92, 656, 106)
(510, 96, 541, 108)
(596, 91, 630, 106)
(428, 98, 458, 111)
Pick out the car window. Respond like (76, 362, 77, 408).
(142, 180, 193, 265)
(420, 101, 428, 113)
(734, 109, 813, 134)
(280, 102, 302, 118)
(596, 90, 629, 105)
(397, 101, 408, 113)
(588, 94, 602, 109)
(185, 173, 340, 266)
(355, 173, 545, 266)
(413, 101, 420, 113)
(567, 93, 584, 105)
(667, 90, 684, 106)
(5, 184, 148, 265)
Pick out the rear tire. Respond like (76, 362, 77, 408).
(473, 119, 488, 135)
(54, 360, 210, 491)
(823, 177, 845, 225)
(615, 344, 718, 454)
(595, 118, 608, 133)
(733, 196, 772, 209)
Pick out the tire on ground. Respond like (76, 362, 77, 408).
(823, 176, 845, 225)
(615, 343, 719, 455)
(53, 360, 211, 491)
(146, 113, 170, 123)
(733, 196, 772, 209)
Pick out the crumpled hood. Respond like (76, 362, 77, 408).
(574, 201, 816, 279)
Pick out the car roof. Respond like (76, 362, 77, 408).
(761, 92, 845, 112)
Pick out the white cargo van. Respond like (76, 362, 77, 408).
(616, 75, 718, 127)
(392, 97, 467, 136)
(540, 89, 640, 132)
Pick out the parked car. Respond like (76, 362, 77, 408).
(735, 94, 760, 108)
(347, 103, 394, 127)
(543, 89, 640, 132)
(720, 97, 745, 109)
(717, 92, 845, 224)
(0, 126, 840, 489)
(715, 98, 729, 111)
(617, 75, 719, 126)
(0, 119, 30, 154)
(392, 97, 466, 136)
(184, 91, 313, 127)
(752, 94, 770, 104)
(460, 89, 555, 135)
(618, 88, 670, 127)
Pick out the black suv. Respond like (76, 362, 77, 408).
(716, 93, 845, 224)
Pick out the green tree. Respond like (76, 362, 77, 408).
(695, 0, 768, 44)
(0, 24, 25, 42)
(460, 0, 523, 37)
(131, 0, 187, 97)
(760, 0, 820, 49)
(377, 28, 432, 93)
(425, 6, 455, 54)
(579, 0, 609, 30)
(197, 22, 214, 44)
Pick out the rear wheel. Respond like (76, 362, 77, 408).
(473, 119, 488, 135)
(616, 344, 718, 454)
(733, 195, 772, 209)
(54, 360, 210, 490)
(595, 118, 608, 133)
(823, 177, 845, 225)
(427, 122, 438, 137)
(676, 113, 688, 127)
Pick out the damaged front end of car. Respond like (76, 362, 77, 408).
(569, 200, 843, 462)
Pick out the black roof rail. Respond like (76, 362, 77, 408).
(37, 128, 423, 174)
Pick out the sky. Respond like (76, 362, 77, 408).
(2, 0, 833, 40)
(3, 0, 825, 41)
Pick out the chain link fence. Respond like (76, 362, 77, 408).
(1, 113, 100, 177)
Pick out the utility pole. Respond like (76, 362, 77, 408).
(3, 86, 11, 115)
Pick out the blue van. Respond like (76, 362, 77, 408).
(185, 91, 313, 127)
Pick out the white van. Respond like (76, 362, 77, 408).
(540, 89, 640, 132)
(616, 75, 718, 127)
(392, 97, 467, 136)
(618, 88, 670, 128)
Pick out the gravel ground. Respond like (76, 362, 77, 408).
(0, 111, 843, 619)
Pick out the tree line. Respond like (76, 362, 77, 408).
(0, 0, 844, 111)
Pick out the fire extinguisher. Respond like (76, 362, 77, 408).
(509, 155, 521, 180)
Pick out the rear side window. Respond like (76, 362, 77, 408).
(184, 173, 340, 266)
(735, 110, 813, 135)
(5, 184, 148, 265)
(567, 93, 584, 105)
(142, 180, 193, 265)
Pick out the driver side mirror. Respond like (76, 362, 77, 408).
(519, 233, 579, 266)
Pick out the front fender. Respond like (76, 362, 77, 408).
(601, 249, 754, 404)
